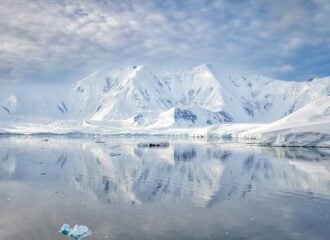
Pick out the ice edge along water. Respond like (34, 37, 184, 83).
(0, 64, 329, 147)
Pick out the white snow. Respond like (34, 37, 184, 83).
(0, 64, 329, 146)
(238, 96, 330, 147)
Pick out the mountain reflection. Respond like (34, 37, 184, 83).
(174, 146, 197, 162)
(0, 137, 329, 208)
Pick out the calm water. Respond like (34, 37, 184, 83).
(0, 137, 329, 240)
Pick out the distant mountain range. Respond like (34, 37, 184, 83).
(1, 64, 329, 128)
(0, 64, 329, 147)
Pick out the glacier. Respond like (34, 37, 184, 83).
(0, 64, 329, 146)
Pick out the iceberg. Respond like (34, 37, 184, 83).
(60, 224, 92, 240)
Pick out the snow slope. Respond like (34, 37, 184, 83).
(238, 97, 330, 147)
(0, 84, 70, 122)
(68, 64, 330, 126)
(1, 65, 329, 128)
(68, 64, 236, 126)
(0, 64, 329, 146)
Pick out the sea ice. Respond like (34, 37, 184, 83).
(60, 224, 92, 240)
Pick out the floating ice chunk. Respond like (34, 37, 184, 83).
(60, 224, 92, 240)
(110, 152, 121, 156)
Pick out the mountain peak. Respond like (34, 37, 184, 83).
(192, 63, 214, 73)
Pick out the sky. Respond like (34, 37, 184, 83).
(0, 0, 330, 83)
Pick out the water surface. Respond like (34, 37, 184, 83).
(0, 137, 329, 240)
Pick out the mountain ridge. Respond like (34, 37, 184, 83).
(0, 64, 329, 128)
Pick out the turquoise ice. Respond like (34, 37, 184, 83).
(60, 224, 92, 240)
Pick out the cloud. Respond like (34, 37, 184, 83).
(0, 0, 329, 82)
(262, 64, 294, 76)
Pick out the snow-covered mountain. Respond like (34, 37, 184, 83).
(69, 64, 236, 126)
(0, 84, 69, 122)
(1, 64, 329, 128)
(238, 96, 330, 147)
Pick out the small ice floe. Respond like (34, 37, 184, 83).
(137, 141, 169, 148)
(110, 152, 121, 157)
(60, 224, 92, 240)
